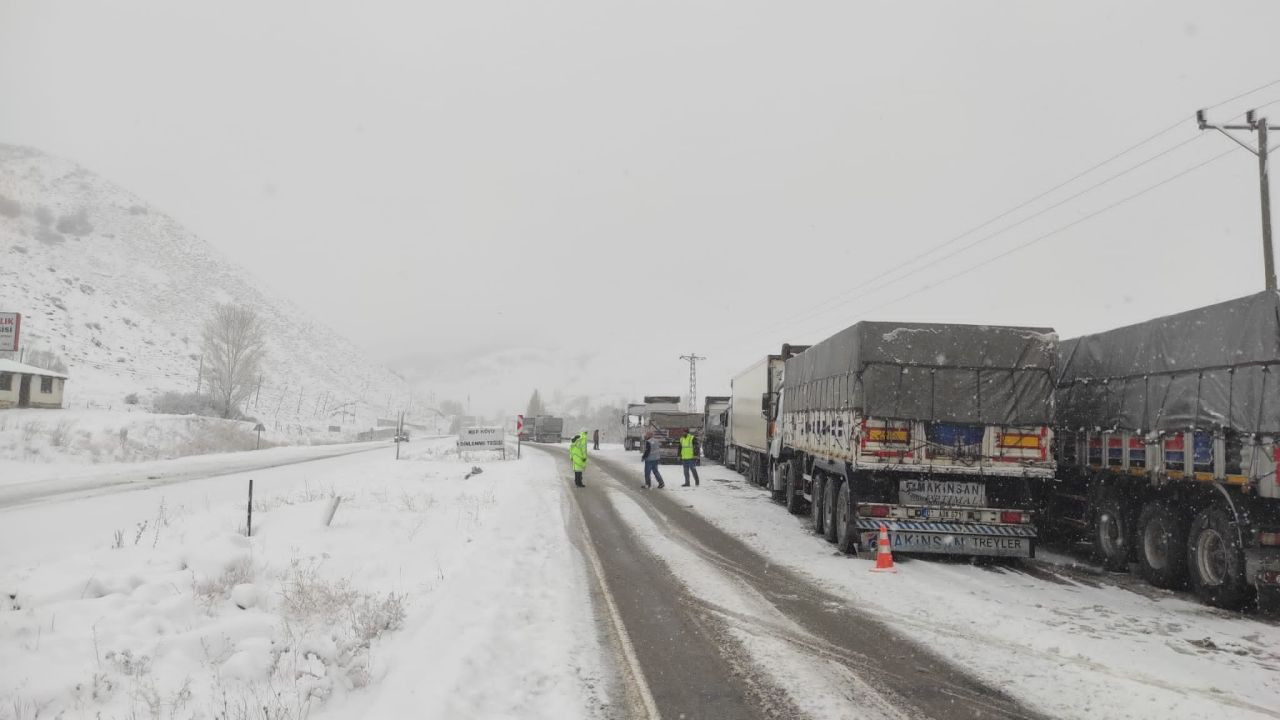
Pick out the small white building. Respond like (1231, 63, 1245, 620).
(0, 359, 68, 409)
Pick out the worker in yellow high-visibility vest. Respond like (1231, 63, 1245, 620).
(570, 429, 589, 487)
(679, 429, 700, 487)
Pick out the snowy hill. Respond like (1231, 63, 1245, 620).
(0, 144, 410, 427)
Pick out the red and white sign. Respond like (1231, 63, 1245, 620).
(0, 313, 19, 353)
(517, 414, 524, 432)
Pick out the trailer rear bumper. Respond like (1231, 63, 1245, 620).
(856, 519, 1036, 558)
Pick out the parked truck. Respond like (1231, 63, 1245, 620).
(533, 416, 565, 443)
(647, 411, 705, 463)
(622, 396, 681, 450)
(1052, 292, 1280, 609)
(727, 345, 809, 486)
(768, 322, 1058, 559)
(623, 403, 646, 450)
(702, 396, 731, 463)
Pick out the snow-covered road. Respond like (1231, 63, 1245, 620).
(587, 447, 1280, 720)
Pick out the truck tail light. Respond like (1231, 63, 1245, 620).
(858, 504, 891, 518)
(999, 432, 1042, 450)
(1259, 531, 1280, 547)
(1001, 511, 1028, 524)
(1260, 570, 1280, 586)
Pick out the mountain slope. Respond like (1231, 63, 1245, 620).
(0, 144, 409, 426)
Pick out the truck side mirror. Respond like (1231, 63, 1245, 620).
(761, 393, 770, 418)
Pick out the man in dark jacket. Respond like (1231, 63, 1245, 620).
(640, 431, 665, 489)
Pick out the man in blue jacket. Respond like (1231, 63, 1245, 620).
(640, 431, 665, 489)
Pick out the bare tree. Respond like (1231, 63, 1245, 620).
(201, 304, 266, 418)
(24, 349, 68, 374)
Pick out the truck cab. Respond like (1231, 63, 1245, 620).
(623, 403, 646, 450)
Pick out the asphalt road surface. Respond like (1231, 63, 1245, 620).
(0, 442, 387, 509)
(550, 447, 1047, 720)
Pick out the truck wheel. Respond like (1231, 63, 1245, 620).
(811, 474, 826, 535)
(835, 480, 858, 554)
(785, 463, 805, 515)
(1186, 506, 1252, 609)
(769, 459, 785, 503)
(823, 477, 841, 543)
(1136, 500, 1190, 589)
(1093, 490, 1131, 572)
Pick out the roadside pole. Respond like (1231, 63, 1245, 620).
(395, 409, 405, 460)
(1197, 108, 1280, 290)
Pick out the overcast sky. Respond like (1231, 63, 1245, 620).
(3, 1, 1280, 414)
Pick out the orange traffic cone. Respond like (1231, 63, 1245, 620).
(870, 523, 897, 573)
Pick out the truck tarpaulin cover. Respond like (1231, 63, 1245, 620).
(784, 322, 1057, 426)
(1057, 291, 1280, 434)
(650, 413, 703, 429)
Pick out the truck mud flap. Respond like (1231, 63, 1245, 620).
(856, 519, 1036, 558)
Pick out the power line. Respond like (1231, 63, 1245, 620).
(708, 78, 1280, 356)
(747, 78, 1280, 335)
(1197, 107, 1280, 290)
(766, 132, 1209, 334)
(813, 146, 1236, 337)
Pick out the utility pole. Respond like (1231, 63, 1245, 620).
(679, 353, 706, 412)
(195, 356, 203, 393)
(1198, 108, 1280, 290)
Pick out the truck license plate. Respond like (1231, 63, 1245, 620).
(916, 507, 966, 520)
(900, 479, 987, 508)
(865, 531, 1029, 557)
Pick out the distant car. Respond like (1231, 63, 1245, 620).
(393, 433, 409, 443)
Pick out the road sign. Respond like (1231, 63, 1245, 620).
(517, 414, 524, 432)
(459, 426, 505, 458)
(0, 312, 20, 353)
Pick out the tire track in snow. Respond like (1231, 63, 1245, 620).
(591, 452, 1046, 720)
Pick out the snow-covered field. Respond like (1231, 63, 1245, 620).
(0, 437, 612, 720)
(0, 408, 354, 469)
(595, 449, 1280, 720)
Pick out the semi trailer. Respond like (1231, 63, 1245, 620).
(532, 416, 564, 443)
(769, 322, 1058, 559)
(727, 344, 809, 485)
(647, 411, 705, 464)
(1052, 291, 1280, 609)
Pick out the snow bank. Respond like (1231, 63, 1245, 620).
(0, 438, 611, 719)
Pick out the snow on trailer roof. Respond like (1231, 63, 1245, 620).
(784, 321, 1058, 427)
(0, 358, 69, 379)
(1057, 290, 1280, 434)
